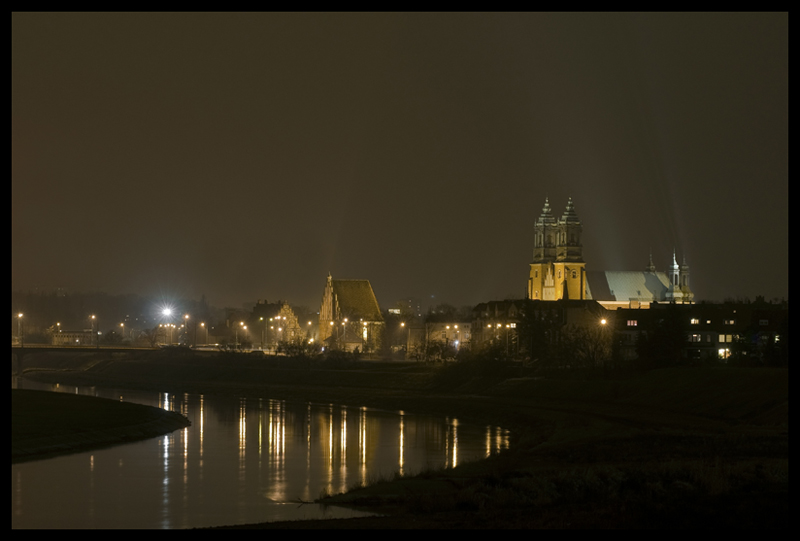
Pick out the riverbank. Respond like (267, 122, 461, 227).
(17, 350, 789, 528)
(12, 388, 191, 464)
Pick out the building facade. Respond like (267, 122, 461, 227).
(527, 198, 694, 309)
(528, 198, 587, 302)
(586, 251, 694, 310)
(614, 300, 787, 363)
(319, 274, 384, 353)
(251, 300, 304, 349)
(51, 329, 94, 346)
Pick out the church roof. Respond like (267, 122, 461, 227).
(585, 271, 670, 302)
(331, 279, 384, 322)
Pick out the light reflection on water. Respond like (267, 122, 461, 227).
(12, 378, 510, 529)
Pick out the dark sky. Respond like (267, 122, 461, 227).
(12, 13, 788, 311)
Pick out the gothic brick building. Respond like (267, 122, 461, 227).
(319, 274, 384, 353)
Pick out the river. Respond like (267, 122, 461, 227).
(11, 377, 509, 528)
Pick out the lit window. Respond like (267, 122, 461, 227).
(627, 320, 637, 327)
(690, 318, 700, 325)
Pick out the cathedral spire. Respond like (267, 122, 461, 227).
(537, 197, 556, 224)
(560, 197, 580, 223)
(669, 249, 680, 287)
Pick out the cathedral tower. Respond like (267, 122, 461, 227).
(531, 198, 557, 263)
(528, 198, 586, 301)
(665, 250, 694, 303)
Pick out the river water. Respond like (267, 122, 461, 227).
(12, 378, 509, 528)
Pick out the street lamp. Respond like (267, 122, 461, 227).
(259, 317, 266, 349)
(90, 315, 97, 348)
(234, 321, 246, 350)
(17, 313, 23, 347)
(400, 321, 409, 359)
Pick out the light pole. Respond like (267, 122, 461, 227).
(17, 313, 24, 347)
(90, 315, 97, 348)
(259, 317, 265, 350)
(234, 321, 248, 350)
(401, 321, 412, 360)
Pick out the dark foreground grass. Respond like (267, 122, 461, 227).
(12, 388, 191, 463)
(315, 438, 787, 528)
(17, 351, 789, 528)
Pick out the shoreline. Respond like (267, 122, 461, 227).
(14, 351, 789, 528)
(12, 388, 191, 464)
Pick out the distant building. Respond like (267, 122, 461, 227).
(614, 300, 787, 363)
(527, 198, 694, 309)
(251, 300, 304, 349)
(471, 298, 608, 354)
(527, 198, 587, 302)
(51, 329, 93, 346)
(586, 251, 694, 310)
(406, 322, 472, 360)
(319, 274, 384, 353)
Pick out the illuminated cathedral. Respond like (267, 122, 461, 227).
(527, 198, 694, 309)
(527, 198, 587, 301)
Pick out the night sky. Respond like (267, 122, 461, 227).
(12, 13, 788, 311)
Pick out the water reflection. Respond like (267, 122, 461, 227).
(12, 378, 510, 528)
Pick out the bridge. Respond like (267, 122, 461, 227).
(11, 344, 158, 375)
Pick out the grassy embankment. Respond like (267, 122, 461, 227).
(12, 388, 191, 463)
(18, 350, 789, 528)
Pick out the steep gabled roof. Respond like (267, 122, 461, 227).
(332, 279, 383, 322)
